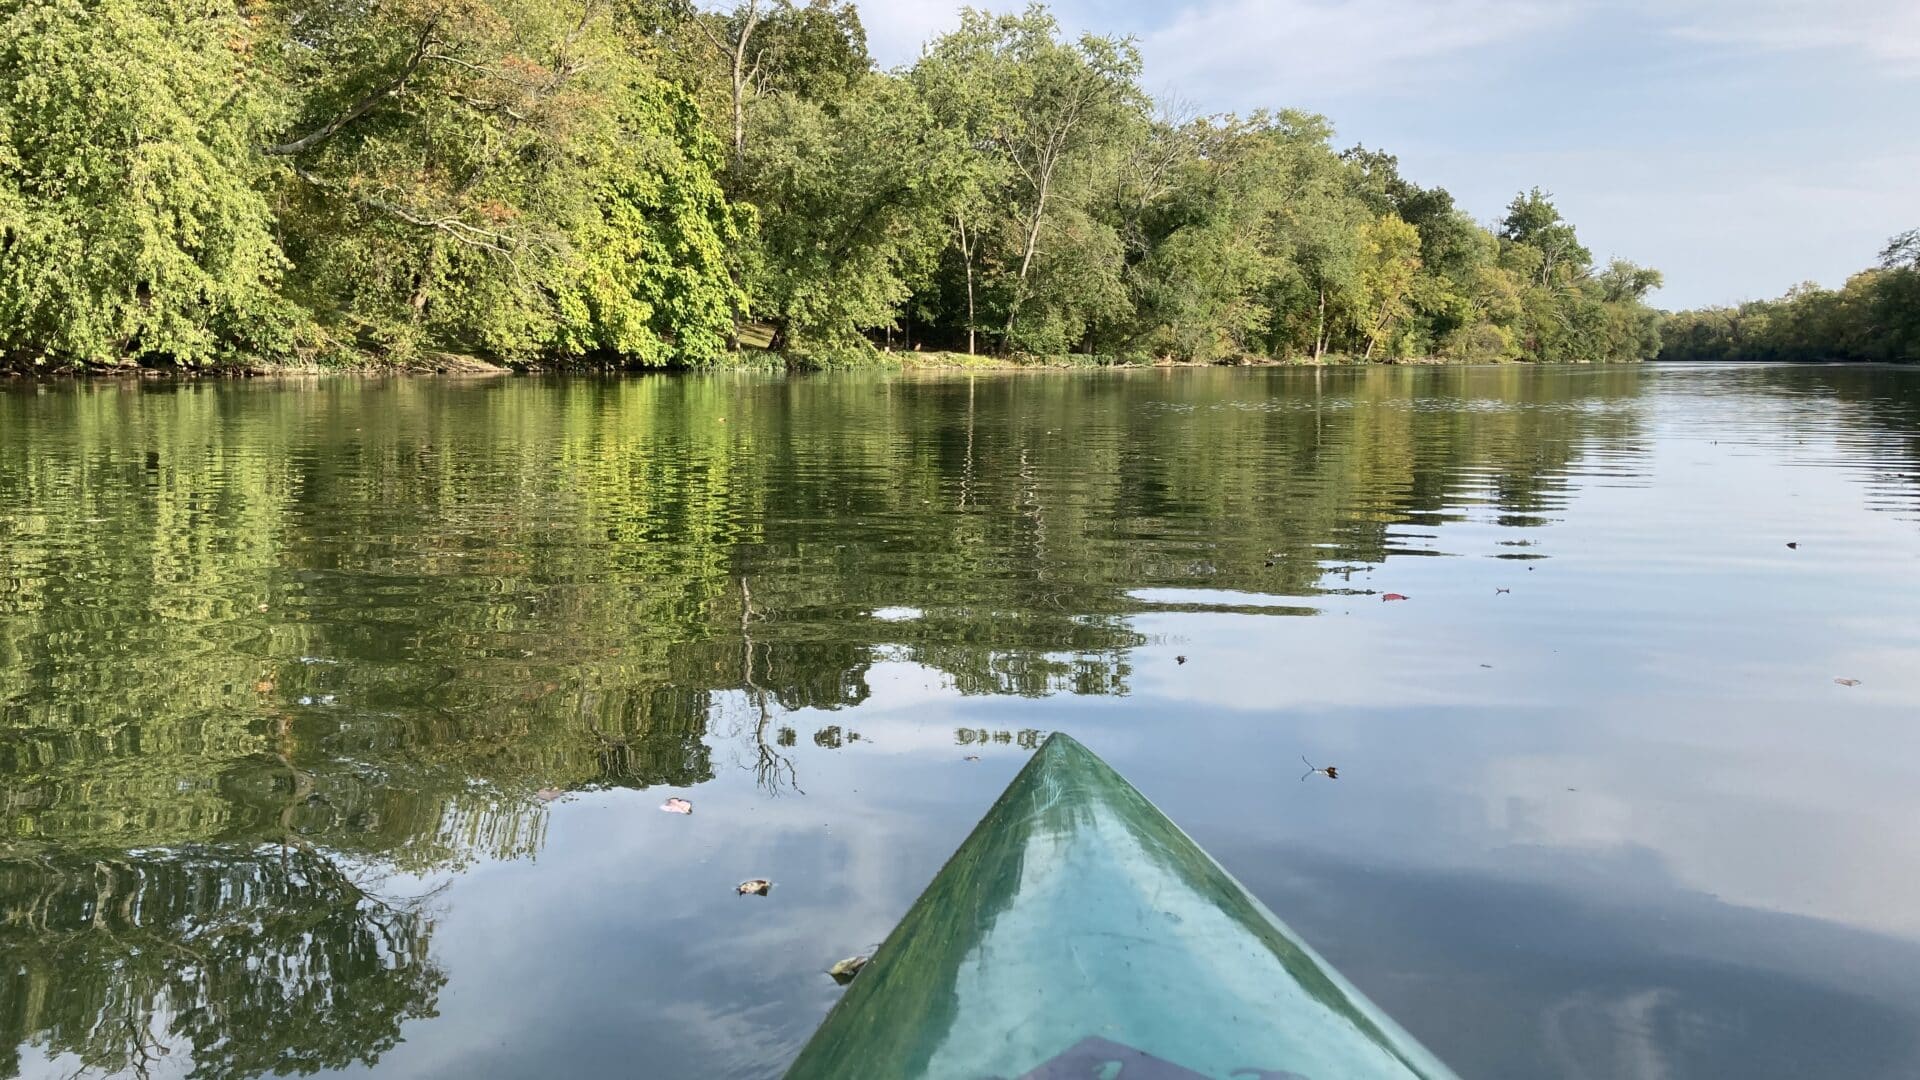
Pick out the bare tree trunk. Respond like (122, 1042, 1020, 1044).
(957, 212, 977, 355)
(1364, 305, 1382, 360)
(1002, 174, 1052, 346)
(690, 1, 760, 166)
(1015, 177, 1051, 284)
(729, 2, 760, 163)
(1314, 288, 1327, 362)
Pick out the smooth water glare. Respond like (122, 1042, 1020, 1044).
(3, 365, 1920, 1079)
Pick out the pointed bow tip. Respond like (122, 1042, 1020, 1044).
(1032, 731, 1105, 772)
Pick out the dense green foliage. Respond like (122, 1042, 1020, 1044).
(1660, 230, 1920, 363)
(0, 0, 1662, 370)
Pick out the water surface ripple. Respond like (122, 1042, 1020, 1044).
(4, 364, 1920, 1079)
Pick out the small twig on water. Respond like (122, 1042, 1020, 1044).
(1300, 755, 1338, 781)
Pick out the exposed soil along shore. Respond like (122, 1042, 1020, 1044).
(2, 350, 1631, 380)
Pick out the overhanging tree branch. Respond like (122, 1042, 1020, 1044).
(259, 17, 443, 157)
(288, 166, 522, 265)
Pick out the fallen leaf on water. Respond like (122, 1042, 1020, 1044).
(1835, 677, 1862, 687)
(1479, 663, 1493, 669)
(256, 603, 270, 613)
(1495, 587, 1511, 595)
(1175, 655, 1188, 665)
(536, 787, 564, 802)
(1786, 542, 1799, 550)
(737, 879, 772, 896)
(828, 955, 870, 985)
(253, 679, 275, 694)
(660, 797, 693, 815)
(1381, 593, 1409, 602)
(963, 755, 980, 761)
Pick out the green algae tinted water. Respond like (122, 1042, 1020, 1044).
(5, 365, 1920, 1078)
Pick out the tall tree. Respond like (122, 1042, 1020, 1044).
(0, 0, 292, 367)
(913, 7, 1144, 352)
(1501, 188, 1592, 286)
(1354, 215, 1422, 359)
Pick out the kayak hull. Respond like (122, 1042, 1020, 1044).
(785, 733, 1458, 1079)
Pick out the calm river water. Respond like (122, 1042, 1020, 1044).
(4, 365, 1920, 1079)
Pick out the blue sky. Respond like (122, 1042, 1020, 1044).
(852, 0, 1920, 309)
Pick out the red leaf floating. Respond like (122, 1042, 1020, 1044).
(1381, 593, 1409, 602)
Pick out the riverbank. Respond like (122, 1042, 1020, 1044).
(1, 348, 1575, 380)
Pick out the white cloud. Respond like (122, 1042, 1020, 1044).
(1138, 0, 1566, 108)
(1654, 0, 1920, 75)
(852, 0, 1920, 82)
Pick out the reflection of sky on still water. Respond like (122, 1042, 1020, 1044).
(5, 365, 1920, 1079)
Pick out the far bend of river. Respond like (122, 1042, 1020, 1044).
(4, 364, 1920, 1080)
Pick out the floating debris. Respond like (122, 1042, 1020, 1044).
(1834, 677, 1862, 687)
(828, 955, 871, 985)
(661, 797, 693, 815)
(1175, 655, 1188, 665)
(253, 679, 275, 694)
(1786, 542, 1799, 550)
(1495, 587, 1511, 595)
(738, 879, 772, 896)
(536, 787, 565, 802)
(1381, 593, 1409, 602)
(1299, 756, 1338, 781)
(963, 755, 980, 762)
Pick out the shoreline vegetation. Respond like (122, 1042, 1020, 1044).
(0, 343, 1589, 380)
(1659, 230, 1920, 364)
(1, 1, 1684, 376)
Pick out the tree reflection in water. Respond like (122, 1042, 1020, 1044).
(19, 366, 1909, 1075)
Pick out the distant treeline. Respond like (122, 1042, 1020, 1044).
(0, 1, 1665, 371)
(1661, 231, 1920, 364)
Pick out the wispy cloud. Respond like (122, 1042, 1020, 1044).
(859, 0, 1920, 80)
(1140, 0, 1568, 108)
(1653, 0, 1920, 75)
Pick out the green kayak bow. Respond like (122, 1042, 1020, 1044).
(786, 733, 1458, 1080)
